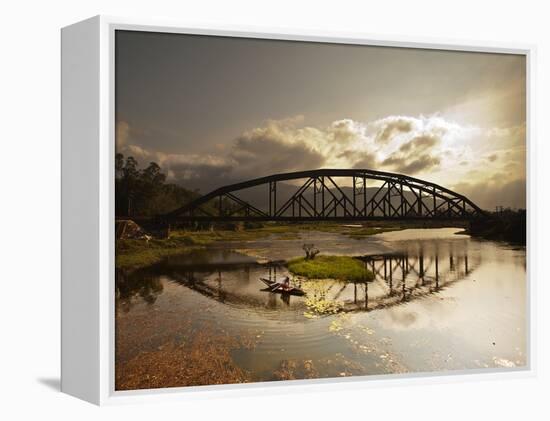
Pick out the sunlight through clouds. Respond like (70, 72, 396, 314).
(116, 114, 525, 209)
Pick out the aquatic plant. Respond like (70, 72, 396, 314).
(116, 327, 253, 390)
(304, 296, 343, 315)
(299, 279, 345, 315)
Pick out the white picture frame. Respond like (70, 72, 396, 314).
(61, 15, 536, 405)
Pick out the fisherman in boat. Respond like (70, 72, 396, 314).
(282, 276, 291, 291)
(259, 275, 305, 296)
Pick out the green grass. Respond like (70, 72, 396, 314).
(115, 225, 301, 270)
(115, 236, 204, 270)
(287, 255, 374, 282)
(169, 225, 301, 242)
(116, 221, 442, 270)
(345, 226, 401, 238)
(172, 222, 407, 242)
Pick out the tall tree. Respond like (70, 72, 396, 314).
(115, 154, 205, 217)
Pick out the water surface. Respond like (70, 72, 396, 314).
(115, 228, 526, 389)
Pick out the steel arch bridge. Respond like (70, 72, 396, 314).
(162, 169, 486, 222)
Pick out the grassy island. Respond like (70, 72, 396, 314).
(287, 255, 374, 282)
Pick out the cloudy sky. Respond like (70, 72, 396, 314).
(115, 30, 526, 210)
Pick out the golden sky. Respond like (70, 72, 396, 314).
(116, 31, 526, 210)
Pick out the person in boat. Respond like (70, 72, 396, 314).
(282, 276, 291, 291)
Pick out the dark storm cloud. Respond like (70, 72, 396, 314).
(348, 152, 378, 170)
(230, 126, 326, 178)
(381, 153, 441, 174)
(166, 158, 234, 185)
(376, 118, 414, 143)
(379, 132, 442, 174)
(115, 110, 525, 210)
(398, 155, 441, 174)
(398, 134, 439, 153)
(117, 118, 327, 192)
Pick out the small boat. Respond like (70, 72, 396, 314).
(259, 277, 305, 296)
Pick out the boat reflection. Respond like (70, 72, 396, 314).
(116, 248, 478, 313)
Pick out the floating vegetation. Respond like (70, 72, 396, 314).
(272, 359, 319, 380)
(272, 355, 365, 381)
(115, 328, 253, 390)
(305, 296, 343, 315)
(115, 225, 525, 389)
(329, 313, 352, 332)
(300, 280, 344, 315)
(360, 325, 375, 335)
(329, 321, 407, 374)
(329, 319, 344, 332)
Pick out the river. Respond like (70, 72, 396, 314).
(115, 227, 526, 390)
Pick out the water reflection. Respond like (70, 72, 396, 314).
(315, 249, 478, 312)
(115, 228, 527, 387)
(116, 246, 478, 314)
(116, 268, 163, 313)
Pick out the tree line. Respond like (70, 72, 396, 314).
(115, 153, 200, 217)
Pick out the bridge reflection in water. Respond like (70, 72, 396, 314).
(117, 249, 478, 313)
(348, 252, 473, 311)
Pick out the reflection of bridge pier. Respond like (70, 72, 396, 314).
(365, 281, 369, 310)
(389, 257, 393, 292)
(435, 255, 439, 290)
(419, 253, 424, 285)
(213, 270, 225, 302)
(357, 249, 477, 310)
(401, 256, 407, 300)
(268, 265, 279, 283)
(149, 247, 478, 314)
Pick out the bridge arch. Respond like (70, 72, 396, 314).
(163, 169, 486, 222)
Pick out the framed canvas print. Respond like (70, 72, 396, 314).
(61, 16, 534, 405)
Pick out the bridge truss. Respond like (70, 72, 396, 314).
(162, 169, 485, 222)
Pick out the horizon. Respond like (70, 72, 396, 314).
(115, 30, 526, 210)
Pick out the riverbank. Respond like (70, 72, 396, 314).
(115, 222, 406, 270)
(464, 211, 526, 245)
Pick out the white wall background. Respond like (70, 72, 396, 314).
(1, 0, 548, 419)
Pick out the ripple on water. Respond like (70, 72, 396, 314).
(116, 228, 527, 384)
